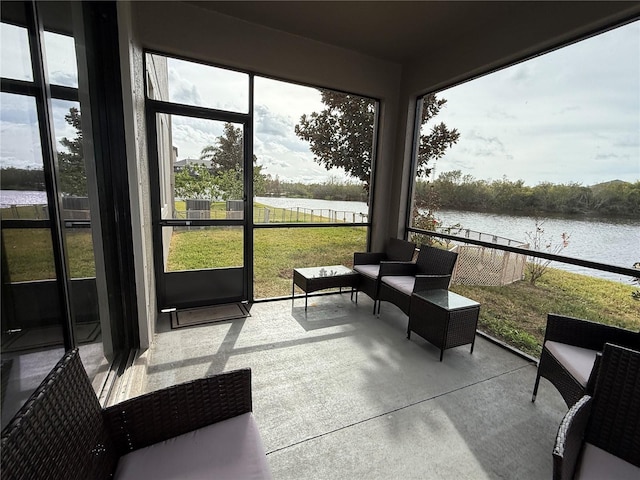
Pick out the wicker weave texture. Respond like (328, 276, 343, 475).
(553, 344, 640, 479)
(0, 349, 118, 480)
(552, 396, 592, 480)
(104, 368, 252, 455)
(536, 346, 587, 408)
(378, 245, 458, 316)
(533, 314, 640, 407)
(408, 294, 479, 360)
(353, 238, 416, 304)
(585, 343, 640, 467)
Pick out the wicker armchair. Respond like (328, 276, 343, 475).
(353, 237, 416, 313)
(552, 343, 640, 480)
(532, 313, 640, 407)
(1, 349, 271, 480)
(377, 244, 458, 316)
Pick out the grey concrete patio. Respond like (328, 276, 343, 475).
(138, 293, 567, 479)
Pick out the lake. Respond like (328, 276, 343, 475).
(0, 190, 48, 207)
(5, 191, 638, 283)
(257, 197, 639, 284)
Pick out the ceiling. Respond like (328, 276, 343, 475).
(188, 1, 640, 65)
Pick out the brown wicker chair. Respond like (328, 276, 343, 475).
(1, 349, 271, 480)
(353, 237, 416, 313)
(552, 343, 640, 480)
(377, 244, 458, 316)
(532, 313, 640, 407)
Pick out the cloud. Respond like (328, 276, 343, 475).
(0, 121, 43, 169)
(254, 104, 290, 138)
(168, 67, 203, 106)
(434, 22, 639, 186)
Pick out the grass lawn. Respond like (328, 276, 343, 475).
(4, 211, 638, 358)
(253, 227, 367, 298)
(451, 269, 640, 357)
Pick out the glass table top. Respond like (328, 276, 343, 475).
(414, 289, 480, 310)
(294, 265, 356, 279)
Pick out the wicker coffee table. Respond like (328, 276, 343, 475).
(292, 265, 359, 310)
(408, 289, 480, 361)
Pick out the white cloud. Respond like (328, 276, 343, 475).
(433, 21, 639, 186)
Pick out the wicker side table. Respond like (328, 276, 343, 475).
(408, 289, 480, 361)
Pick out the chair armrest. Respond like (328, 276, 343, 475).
(553, 395, 592, 480)
(354, 252, 385, 265)
(104, 368, 252, 455)
(544, 314, 639, 351)
(378, 261, 416, 277)
(413, 274, 452, 293)
(585, 351, 602, 396)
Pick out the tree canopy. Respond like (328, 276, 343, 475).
(58, 107, 87, 196)
(295, 91, 375, 191)
(173, 122, 266, 200)
(200, 123, 248, 174)
(294, 91, 460, 193)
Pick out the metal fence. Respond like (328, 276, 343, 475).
(172, 206, 368, 223)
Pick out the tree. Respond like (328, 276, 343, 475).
(199, 122, 265, 199)
(57, 107, 87, 196)
(174, 164, 218, 199)
(200, 123, 247, 174)
(295, 91, 375, 192)
(295, 91, 460, 194)
(410, 95, 461, 236)
(415, 94, 460, 179)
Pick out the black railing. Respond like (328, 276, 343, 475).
(408, 227, 639, 279)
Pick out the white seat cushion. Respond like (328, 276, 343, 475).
(353, 264, 380, 279)
(381, 276, 415, 295)
(545, 341, 598, 386)
(576, 443, 640, 480)
(114, 412, 272, 480)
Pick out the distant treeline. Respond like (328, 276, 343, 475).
(1, 168, 45, 191)
(263, 176, 368, 202)
(416, 171, 640, 217)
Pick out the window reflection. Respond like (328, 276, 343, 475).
(43, 31, 78, 88)
(0, 23, 33, 82)
(146, 53, 250, 113)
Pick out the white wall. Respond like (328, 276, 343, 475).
(117, 2, 156, 349)
(130, 0, 404, 251)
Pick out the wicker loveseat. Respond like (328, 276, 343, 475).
(552, 343, 640, 480)
(1, 349, 272, 480)
(353, 237, 416, 313)
(532, 313, 640, 407)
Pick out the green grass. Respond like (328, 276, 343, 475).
(4, 205, 638, 359)
(3, 229, 95, 281)
(253, 227, 367, 297)
(167, 227, 243, 270)
(451, 268, 640, 357)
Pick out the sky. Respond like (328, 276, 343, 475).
(427, 21, 640, 186)
(1, 20, 638, 188)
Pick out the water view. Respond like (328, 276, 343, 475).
(257, 197, 639, 283)
(0, 189, 47, 207)
(4, 191, 637, 283)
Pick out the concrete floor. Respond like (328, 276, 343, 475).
(139, 293, 567, 479)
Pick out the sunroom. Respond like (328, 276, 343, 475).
(1, 1, 639, 478)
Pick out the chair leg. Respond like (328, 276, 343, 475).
(372, 300, 376, 314)
(532, 372, 541, 402)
